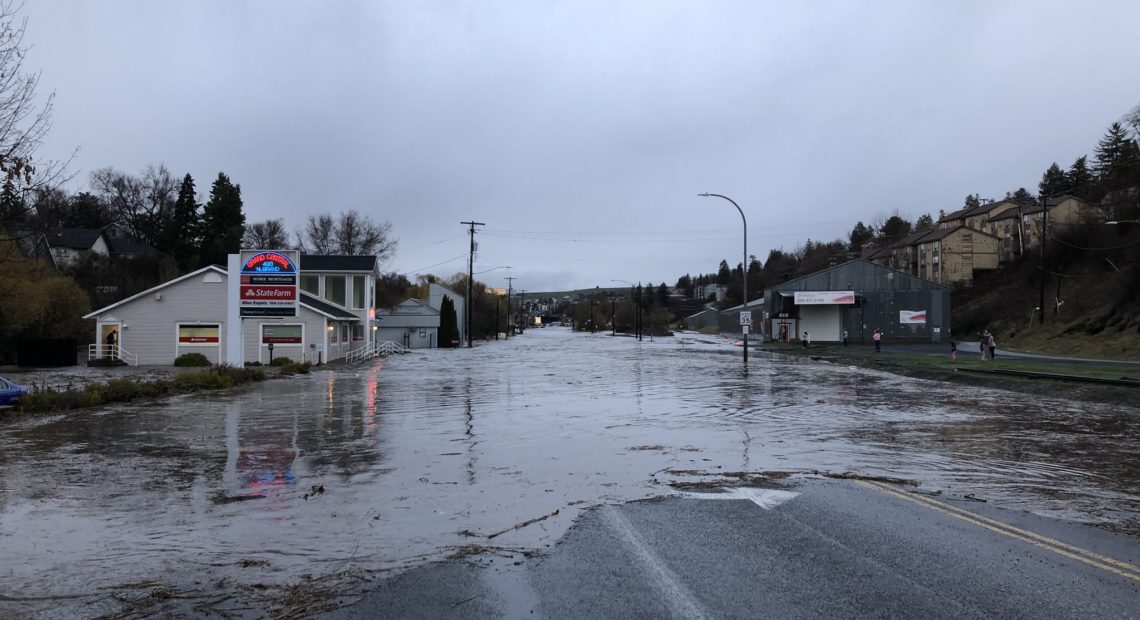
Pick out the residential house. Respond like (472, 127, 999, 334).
(40, 224, 156, 268)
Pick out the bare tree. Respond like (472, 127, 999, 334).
(0, 1, 73, 228)
(244, 218, 289, 249)
(334, 209, 397, 259)
(296, 213, 335, 254)
(295, 210, 397, 260)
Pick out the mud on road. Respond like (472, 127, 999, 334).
(1, 328, 1137, 617)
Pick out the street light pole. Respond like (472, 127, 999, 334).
(699, 193, 748, 365)
(611, 293, 615, 336)
(505, 276, 515, 338)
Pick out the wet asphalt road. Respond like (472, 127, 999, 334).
(333, 478, 1140, 619)
(2, 327, 1139, 618)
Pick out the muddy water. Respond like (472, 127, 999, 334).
(1, 327, 1138, 610)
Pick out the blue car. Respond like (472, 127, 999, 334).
(0, 376, 29, 406)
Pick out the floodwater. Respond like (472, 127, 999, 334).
(2, 327, 1138, 616)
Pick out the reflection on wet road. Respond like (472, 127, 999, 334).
(1, 327, 1138, 608)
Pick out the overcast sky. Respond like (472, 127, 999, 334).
(24, 1, 1140, 292)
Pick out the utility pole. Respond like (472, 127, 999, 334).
(518, 290, 527, 333)
(504, 276, 516, 338)
(1039, 198, 1047, 326)
(636, 283, 642, 341)
(461, 221, 485, 348)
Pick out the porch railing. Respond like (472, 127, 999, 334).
(87, 344, 138, 366)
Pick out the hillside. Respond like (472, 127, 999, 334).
(953, 220, 1140, 359)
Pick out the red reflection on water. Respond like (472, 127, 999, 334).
(366, 362, 382, 432)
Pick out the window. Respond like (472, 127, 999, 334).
(324, 276, 346, 306)
(330, 324, 339, 343)
(352, 325, 364, 341)
(262, 324, 302, 344)
(178, 324, 220, 345)
(341, 324, 349, 343)
(300, 275, 319, 295)
(352, 276, 365, 309)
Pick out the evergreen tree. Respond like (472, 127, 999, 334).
(657, 282, 669, 307)
(964, 194, 981, 211)
(879, 215, 912, 240)
(1010, 187, 1035, 207)
(162, 174, 201, 270)
(439, 295, 460, 347)
(848, 221, 874, 252)
(914, 214, 934, 231)
(1066, 156, 1092, 196)
(1038, 163, 1068, 200)
(716, 259, 731, 285)
(1094, 122, 1139, 179)
(198, 173, 245, 267)
(0, 178, 25, 230)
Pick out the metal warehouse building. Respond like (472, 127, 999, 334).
(762, 259, 951, 344)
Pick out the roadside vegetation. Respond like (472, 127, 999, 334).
(762, 342, 1140, 405)
(11, 361, 312, 414)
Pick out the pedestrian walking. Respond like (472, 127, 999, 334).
(802, 331, 809, 348)
(988, 331, 997, 361)
(873, 328, 881, 352)
(950, 340, 957, 361)
(980, 331, 988, 360)
(842, 329, 849, 346)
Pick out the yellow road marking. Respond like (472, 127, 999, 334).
(856, 480, 1140, 583)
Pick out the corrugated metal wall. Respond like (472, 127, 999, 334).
(764, 260, 951, 343)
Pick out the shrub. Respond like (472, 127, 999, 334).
(269, 356, 293, 367)
(18, 388, 101, 412)
(174, 352, 211, 367)
(276, 360, 312, 376)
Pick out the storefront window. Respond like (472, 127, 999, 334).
(330, 324, 339, 343)
(352, 325, 364, 341)
(324, 276, 346, 306)
(178, 324, 220, 345)
(341, 324, 349, 343)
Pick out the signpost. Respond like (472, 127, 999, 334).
(239, 250, 299, 318)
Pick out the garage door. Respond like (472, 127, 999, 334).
(799, 305, 841, 342)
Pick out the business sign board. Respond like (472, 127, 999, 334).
(793, 291, 855, 305)
(239, 250, 299, 318)
(900, 310, 928, 324)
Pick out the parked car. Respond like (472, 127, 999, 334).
(0, 376, 30, 406)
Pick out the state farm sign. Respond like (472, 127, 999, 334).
(793, 291, 855, 305)
(239, 250, 299, 317)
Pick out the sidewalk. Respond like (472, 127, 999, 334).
(758, 341, 1140, 366)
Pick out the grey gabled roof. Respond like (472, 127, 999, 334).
(380, 298, 440, 316)
(771, 258, 950, 292)
(300, 255, 378, 273)
(918, 225, 1001, 243)
(45, 228, 104, 250)
(300, 293, 359, 320)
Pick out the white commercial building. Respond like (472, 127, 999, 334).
(83, 255, 381, 365)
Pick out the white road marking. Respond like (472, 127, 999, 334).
(601, 507, 710, 620)
(684, 488, 800, 510)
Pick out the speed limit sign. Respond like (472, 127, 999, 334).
(739, 311, 752, 326)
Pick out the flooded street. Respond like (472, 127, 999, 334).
(2, 327, 1139, 615)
